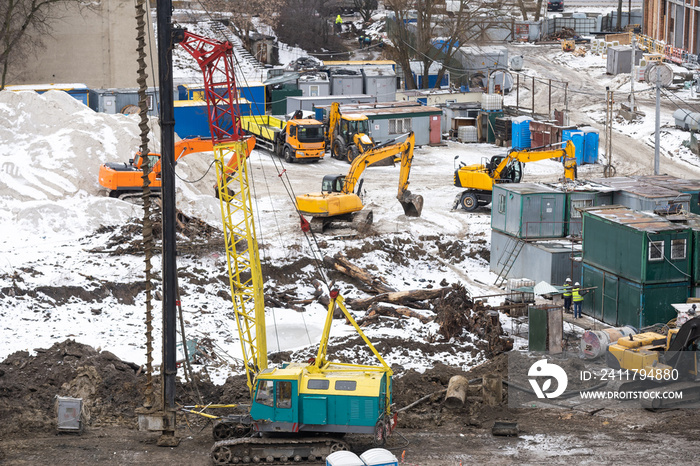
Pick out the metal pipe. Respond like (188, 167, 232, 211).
(655, 66, 661, 175)
(156, 0, 178, 443)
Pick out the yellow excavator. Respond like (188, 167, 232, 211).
(296, 132, 423, 232)
(453, 140, 577, 211)
(327, 101, 375, 162)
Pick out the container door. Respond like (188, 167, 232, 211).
(429, 115, 441, 144)
(537, 197, 556, 237)
(602, 273, 619, 325)
(102, 95, 117, 114)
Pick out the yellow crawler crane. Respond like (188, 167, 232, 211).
(296, 132, 424, 232)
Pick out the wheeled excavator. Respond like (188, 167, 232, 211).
(606, 315, 700, 410)
(164, 29, 397, 464)
(98, 137, 215, 199)
(453, 140, 577, 211)
(327, 101, 375, 162)
(295, 132, 424, 232)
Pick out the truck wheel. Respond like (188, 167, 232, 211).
(347, 146, 359, 163)
(332, 140, 345, 160)
(460, 192, 479, 212)
(284, 146, 294, 163)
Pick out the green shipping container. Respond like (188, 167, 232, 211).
(581, 262, 688, 327)
(581, 206, 692, 284)
(270, 87, 303, 115)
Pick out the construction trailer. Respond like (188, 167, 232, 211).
(362, 67, 398, 102)
(316, 102, 442, 146)
(635, 175, 700, 215)
(490, 230, 581, 285)
(580, 205, 692, 327)
(491, 183, 568, 239)
(88, 86, 168, 116)
(329, 69, 364, 96)
(558, 182, 616, 237)
(592, 176, 692, 213)
(297, 73, 330, 98)
(173, 98, 252, 139)
(287, 95, 376, 115)
(6, 83, 90, 106)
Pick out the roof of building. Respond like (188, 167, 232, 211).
(580, 205, 690, 233)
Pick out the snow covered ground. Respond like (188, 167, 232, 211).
(2, 13, 699, 384)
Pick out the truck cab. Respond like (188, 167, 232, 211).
(282, 119, 326, 163)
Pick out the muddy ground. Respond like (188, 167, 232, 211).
(2, 339, 700, 465)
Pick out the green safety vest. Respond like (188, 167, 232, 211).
(336, 15, 343, 24)
(563, 284, 572, 297)
(572, 287, 583, 302)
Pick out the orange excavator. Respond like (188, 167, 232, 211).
(98, 137, 254, 200)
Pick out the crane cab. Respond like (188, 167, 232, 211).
(250, 363, 392, 435)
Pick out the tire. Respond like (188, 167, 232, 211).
(332, 140, 345, 160)
(347, 145, 359, 163)
(460, 192, 479, 212)
(284, 146, 294, 163)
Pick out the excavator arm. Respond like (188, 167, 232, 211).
(142, 137, 215, 174)
(343, 132, 414, 193)
(492, 140, 577, 182)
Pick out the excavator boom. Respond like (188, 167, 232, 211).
(296, 132, 423, 231)
(454, 140, 577, 211)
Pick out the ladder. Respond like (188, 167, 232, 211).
(494, 235, 526, 287)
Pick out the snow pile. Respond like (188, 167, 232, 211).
(0, 90, 159, 202)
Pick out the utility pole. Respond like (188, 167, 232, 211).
(654, 66, 661, 175)
(630, 36, 635, 113)
(604, 88, 615, 177)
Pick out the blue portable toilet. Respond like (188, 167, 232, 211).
(581, 126, 600, 164)
(360, 448, 399, 466)
(511, 116, 532, 150)
(326, 451, 364, 466)
(562, 129, 585, 165)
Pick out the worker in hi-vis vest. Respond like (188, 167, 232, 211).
(335, 14, 343, 34)
(562, 278, 572, 314)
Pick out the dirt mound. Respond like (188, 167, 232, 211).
(0, 340, 144, 436)
(393, 355, 512, 430)
(434, 284, 509, 356)
(87, 209, 222, 255)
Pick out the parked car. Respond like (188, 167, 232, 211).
(547, 0, 564, 11)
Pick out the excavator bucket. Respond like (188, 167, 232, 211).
(399, 190, 424, 217)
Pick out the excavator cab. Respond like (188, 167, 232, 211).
(491, 156, 523, 184)
(321, 174, 346, 193)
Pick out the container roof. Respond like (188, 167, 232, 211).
(580, 205, 690, 232)
(636, 175, 700, 192)
(591, 176, 689, 199)
(494, 182, 562, 195)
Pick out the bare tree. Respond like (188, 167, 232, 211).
(354, 0, 379, 23)
(0, 0, 86, 89)
(204, 0, 285, 51)
(385, 0, 493, 90)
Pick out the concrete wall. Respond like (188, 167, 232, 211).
(10, 0, 158, 89)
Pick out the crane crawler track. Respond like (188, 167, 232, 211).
(211, 436, 350, 464)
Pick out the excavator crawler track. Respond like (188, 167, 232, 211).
(210, 436, 350, 464)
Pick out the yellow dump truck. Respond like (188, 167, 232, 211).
(240, 112, 325, 163)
